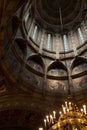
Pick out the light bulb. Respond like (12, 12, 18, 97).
(53, 111, 56, 118)
(39, 128, 43, 130)
(59, 111, 62, 115)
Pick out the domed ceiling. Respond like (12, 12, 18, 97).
(0, 0, 87, 130)
(0, 0, 87, 102)
(34, 0, 83, 32)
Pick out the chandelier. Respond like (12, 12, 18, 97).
(39, 73, 87, 130)
(39, 69, 87, 130)
(42, 94, 87, 130)
(40, 71, 87, 130)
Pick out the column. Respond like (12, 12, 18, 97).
(44, 32, 47, 49)
(67, 33, 71, 50)
(39, 30, 45, 54)
(74, 31, 79, 46)
(37, 28, 42, 46)
(70, 31, 77, 56)
(60, 35, 63, 51)
(55, 34, 60, 59)
(51, 35, 53, 52)
(53, 35, 56, 52)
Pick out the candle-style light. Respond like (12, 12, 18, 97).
(50, 115, 53, 123)
(44, 119, 46, 127)
(53, 111, 56, 118)
(63, 107, 66, 114)
(59, 111, 62, 115)
(83, 105, 86, 114)
(69, 102, 71, 108)
(46, 115, 49, 122)
(65, 101, 67, 107)
(39, 128, 43, 130)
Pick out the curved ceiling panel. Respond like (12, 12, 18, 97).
(47, 60, 67, 73)
(34, 0, 83, 31)
(1, 0, 87, 97)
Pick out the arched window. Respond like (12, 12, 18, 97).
(32, 25, 38, 41)
(25, 13, 29, 23)
(37, 29, 42, 46)
(63, 35, 68, 51)
(46, 34, 52, 50)
(78, 27, 84, 44)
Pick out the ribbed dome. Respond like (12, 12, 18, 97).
(0, 0, 87, 130)
(34, 0, 83, 32)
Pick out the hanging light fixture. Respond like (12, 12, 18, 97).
(40, 70, 87, 130)
(42, 94, 87, 130)
(42, 71, 87, 130)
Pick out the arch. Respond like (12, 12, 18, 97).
(47, 59, 67, 73)
(70, 56, 87, 73)
(27, 54, 45, 72)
